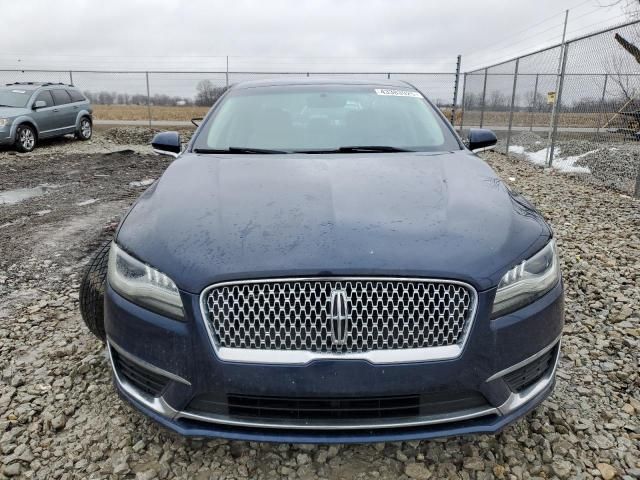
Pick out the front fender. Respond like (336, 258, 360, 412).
(74, 110, 93, 129)
(9, 116, 40, 139)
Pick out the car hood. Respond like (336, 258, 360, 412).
(117, 151, 550, 293)
(0, 106, 29, 118)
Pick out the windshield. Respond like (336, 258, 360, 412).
(192, 85, 461, 153)
(0, 88, 33, 108)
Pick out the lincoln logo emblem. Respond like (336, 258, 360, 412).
(329, 289, 350, 345)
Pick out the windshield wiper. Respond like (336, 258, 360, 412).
(295, 146, 414, 154)
(193, 147, 289, 154)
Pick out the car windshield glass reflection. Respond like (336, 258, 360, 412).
(193, 86, 462, 153)
(0, 88, 32, 108)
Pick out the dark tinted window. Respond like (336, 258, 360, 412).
(51, 89, 72, 105)
(67, 89, 85, 103)
(34, 90, 54, 107)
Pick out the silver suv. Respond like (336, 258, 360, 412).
(0, 82, 93, 152)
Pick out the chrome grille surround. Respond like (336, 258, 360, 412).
(200, 277, 478, 364)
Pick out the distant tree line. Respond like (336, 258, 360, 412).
(82, 80, 228, 106)
(82, 91, 193, 106)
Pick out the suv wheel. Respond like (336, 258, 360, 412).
(79, 241, 111, 341)
(76, 117, 92, 141)
(15, 124, 36, 152)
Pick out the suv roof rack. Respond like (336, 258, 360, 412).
(4, 81, 75, 87)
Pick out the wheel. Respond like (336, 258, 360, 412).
(15, 124, 37, 152)
(76, 117, 92, 140)
(79, 241, 111, 341)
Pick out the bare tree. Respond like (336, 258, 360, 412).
(599, 1, 640, 105)
(524, 90, 548, 112)
(606, 54, 638, 101)
(195, 80, 227, 106)
(487, 90, 508, 111)
(610, 0, 640, 60)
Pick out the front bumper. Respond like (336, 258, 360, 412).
(105, 280, 564, 443)
(0, 125, 13, 145)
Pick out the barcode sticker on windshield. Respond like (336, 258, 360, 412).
(374, 88, 422, 98)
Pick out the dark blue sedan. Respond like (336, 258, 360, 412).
(80, 79, 563, 443)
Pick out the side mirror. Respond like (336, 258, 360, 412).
(468, 128, 497, 152)
(151, 131, 181, 158)
(33, 100, 47, 109)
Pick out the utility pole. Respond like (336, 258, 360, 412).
(451, 54, 462, 126)
(546, 9, 569, 167)
(225, 56, 229, 88)
(506, 58, 520, 155)
(145, 72, 152, 128)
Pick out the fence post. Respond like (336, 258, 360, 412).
(459, 73, 467, 133)
(596, 73, 608, 139)
(506, 58, 519, 155)
(145, 71, 152, 128)
(635, 171, 640, 198)
(479, 68, 488, 128)
(547, 9, 569, 167)
(548, 43, 569, 166)
(69, 71, 73, 85)
(529, 73, 539, 131)
(226, 56, 229, 88)
(387, 73, 391, 79)
(450, 54, 462, 126)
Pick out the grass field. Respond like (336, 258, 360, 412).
(461, 111, 619, 128)
(92, 104, 621, 129)
(92, 104, 210, 121)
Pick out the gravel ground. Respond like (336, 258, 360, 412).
(0, 134, 639, 479)
(0, 127, 195, 158)
(499, 132, 640, 195)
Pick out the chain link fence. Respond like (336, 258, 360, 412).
(0, 69, 461, 126)
(460, 20, 640, 196)
(2, 22, 639, 196)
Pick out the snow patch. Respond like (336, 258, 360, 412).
(129, 179, 155, 187)
(77, 199, 98, 206)
(508, 145, 525, 154)
(508, 145, 594, 174)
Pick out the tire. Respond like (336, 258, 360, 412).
(76, 116, 92, 141)
(79, 241, 111, 341)
(15, 124, 37, 152)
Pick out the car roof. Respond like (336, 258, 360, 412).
(230, 77, 415, 90)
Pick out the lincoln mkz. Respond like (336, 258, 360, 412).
(80, 79, 563, 443)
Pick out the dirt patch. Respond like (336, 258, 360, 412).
(0, 151, 172, 272)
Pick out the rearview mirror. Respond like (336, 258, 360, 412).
(151, 131, 181, 158)
(33, 100, 47, 109)
(468, 128, 497, 152)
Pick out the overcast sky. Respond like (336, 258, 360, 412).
(0, 0, 631, 73)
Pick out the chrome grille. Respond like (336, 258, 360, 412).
(202, 278, 475, 356)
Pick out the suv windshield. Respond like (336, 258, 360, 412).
(193, 85, 461, 153)
(0, 88, 33, 108)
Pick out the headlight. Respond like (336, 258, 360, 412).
(491, 239, 560, 318)
(107, 242, 184, 320)
(0, 119, 9, 127)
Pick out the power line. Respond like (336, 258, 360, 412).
(464, 9, 630, 71)
(462, 0, 594, 57)
(564, 13, 631, 37)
